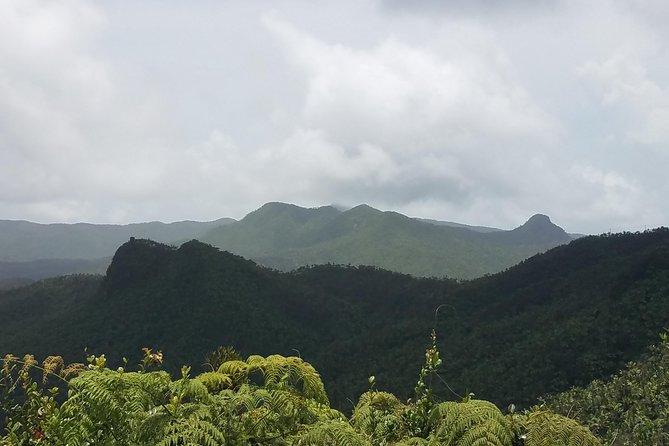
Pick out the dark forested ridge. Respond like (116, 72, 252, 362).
(1, 229, 668, 413)
(201, 202, 574, 279)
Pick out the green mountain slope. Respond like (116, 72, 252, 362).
(202, 202, 573, 279)
(545, 333, 669, 444)
(1, 229, 668, 412)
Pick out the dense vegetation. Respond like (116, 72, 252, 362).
(201, 202, 573, 279)
(1, 228, 668, 416)
(1, 333, 601, 445)
(544, 331, 669, 445)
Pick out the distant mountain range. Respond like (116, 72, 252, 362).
(1, 228, 668, 410)
(200, 202, 574, 279)
(0, 218, 234, 261)
(0, 218, 233, 286)
(0, 203, 574, 284)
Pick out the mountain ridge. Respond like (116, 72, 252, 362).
(202, 202, 573, 279)
(2, 228, 668, 410)
(0, 203, 574, 281)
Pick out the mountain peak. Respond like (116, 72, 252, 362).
(509, 213, 571, 245)
(523, 213, 553, 227)
(105, 238, 175, 290)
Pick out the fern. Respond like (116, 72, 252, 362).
(351, 391, 407, 444)
(157, 418, 226, 446)
(519, 410, 601, 446)
(296, 419, 371, 446)
(1, 341, 604, 446)
(428, 400, 513, 446)
(391, 438, 428, 446)
(218, 354, 329, 404)
(194, 371, 233, 393)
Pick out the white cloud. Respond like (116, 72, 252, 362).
(0, 0, 180, 222)
(264, 15, 558, 152)
(254, 15, 564, 222)
(577, 47, 669, 147)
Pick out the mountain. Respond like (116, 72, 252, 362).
(0, 203, 573, 281)
(0, 218, 234, 262)
(0, 218, 234, 283)
(0, 257, 110, 283)
(2, 228, 669, 411)
(201, 202, 573, 279)
(415, 217, 502, 233)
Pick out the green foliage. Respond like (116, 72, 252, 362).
(544, 331, 669, 445)
(514, 410, 601, 446)
(1, 336, 599, 445)
(429, 400, 513, 446)
(218, 354, 329, 405)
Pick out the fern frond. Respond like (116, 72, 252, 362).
(194, 371, 233, 393)
(219, 355, 329, 404)
(352, 391, 404, 430)
(157, 418, 226, 446)
(429, 400, 513, 446)
(391, 437, 428, 446)
(296, 419, 371, 446)
(218, 359, 250, 386)
(351, 390, 406, 443)
(521, 410, 601, 446)
(170, 376, 211, 403)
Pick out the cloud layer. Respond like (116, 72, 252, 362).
(0, 0, 667, 233)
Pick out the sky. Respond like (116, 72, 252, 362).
(1, 0, 668, 233)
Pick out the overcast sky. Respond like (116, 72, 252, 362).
(1, 0, 668, 233)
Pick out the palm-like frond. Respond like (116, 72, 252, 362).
(520, 410, 601, 446)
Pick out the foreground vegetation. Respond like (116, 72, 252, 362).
(544, 331, 669, 445)
(1, 333, 600, 445)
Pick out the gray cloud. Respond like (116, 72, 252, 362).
(0, 0, 666, 233)
(380, 0, 560, 15)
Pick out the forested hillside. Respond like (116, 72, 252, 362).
(201, 202, 574, 279)
(545, 332, 669, 444)
(1, 229, 668, 413)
